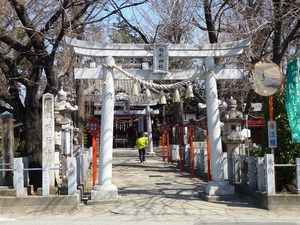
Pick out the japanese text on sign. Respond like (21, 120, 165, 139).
(153, 44, 169, 74)
(268, 120, 277, 148)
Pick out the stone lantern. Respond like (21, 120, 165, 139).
(54, 88, 78, 155)
(54, 88, 78, 190)
(220, 97, 245, 182)
(220, 98, 245, 154)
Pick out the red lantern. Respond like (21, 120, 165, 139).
(161, 124, 166, 133)
(165, 122, 172, 132)
(177, 123, 184, 134)
(187, 119, 196, 133)
(88, 118, 100, 136)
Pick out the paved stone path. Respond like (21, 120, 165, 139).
(1, 147, 300, 225)
(77, 148, 300, 221)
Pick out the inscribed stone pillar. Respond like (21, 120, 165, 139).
(42, 93, 55, 189)
(67, 157, 77, 195)
(14, 158, 24, 197)
(257, 157, 266, 192)
(248, 156, 256, 189)
(265, 154, 275, 195)
(0, 112, 13, 186)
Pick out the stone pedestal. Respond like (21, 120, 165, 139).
(91, 184, 118, 200)
(204, 181, 235, 196)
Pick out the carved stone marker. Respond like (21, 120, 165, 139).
(265, 154, 275, 195)
(14, 158, 24, 197)
(67, 157, 77, 195)
(42, 93, 55, 195)
(0, 112, 13, 186)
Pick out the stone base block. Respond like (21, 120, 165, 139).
(91, 184, 118, 201)
(146, 151, 156, 156)
(37, 187, 59, 195)
(204, 181, 235, 196)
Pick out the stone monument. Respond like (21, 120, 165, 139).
(0, 112, 13, 186)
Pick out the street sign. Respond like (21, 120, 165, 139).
(268, 120, 277, 148)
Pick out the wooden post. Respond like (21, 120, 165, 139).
(188, 120, 196, 178)
(161, 124, 166, 162)
(167, 132, 170, 163)
(92, 133, 97, 186)
(190, 133, 195, 178)
(162, 133, 165, 161)
(269, 96, 275, 154)
(88, 117, 100, 186)
(179, 132, 183, 172)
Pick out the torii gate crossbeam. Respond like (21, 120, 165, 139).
(65, 37, 250, 58)
(65, 37, 250, 200)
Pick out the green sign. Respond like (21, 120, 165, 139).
(285, 59, 300, 143)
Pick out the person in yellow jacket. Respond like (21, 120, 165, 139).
(136, 132, 148, 164)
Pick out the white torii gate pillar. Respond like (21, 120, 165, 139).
(204, 57, 234, 196)
(91, 56, 118, 200)
(146, 105, 155, 155)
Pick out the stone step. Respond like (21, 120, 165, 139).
(81, 192, 91, 205)
(0, 186, 34, 196)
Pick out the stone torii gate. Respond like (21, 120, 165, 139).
(65, 37, 250, 200)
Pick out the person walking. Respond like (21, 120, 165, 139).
(136, 132, 148, 164)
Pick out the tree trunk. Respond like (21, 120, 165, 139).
(24, 94, 43, 192)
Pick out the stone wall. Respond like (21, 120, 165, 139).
(234, 183, 300, 211)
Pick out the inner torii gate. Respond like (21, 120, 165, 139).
(65, 37, 250, 200)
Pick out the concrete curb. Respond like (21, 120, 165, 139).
(0, 194, 81, 213)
